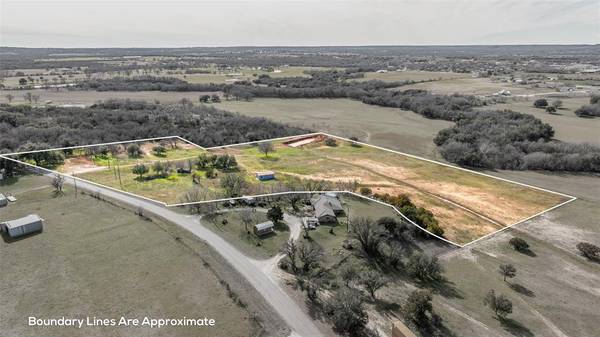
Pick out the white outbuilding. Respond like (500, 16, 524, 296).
(1, 214, 44, 238)
(0, 194, 7, 207)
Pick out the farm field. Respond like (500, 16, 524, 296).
(353, 70, 471, 82)
(212, 136, 570, 245)
(7, 135, 571, 245)
(217, 98, 453, 159)
(477, 96, 600, 145)
(0, 175, 271, 337)
(400, 77, 553, 96)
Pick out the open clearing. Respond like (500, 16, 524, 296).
(436, 198, 600, 337)
(477, 96, 600, 145)
(0, 175, 274, 337)
(211, 137, 568, 245)
(7, 135, 571, 245)
(353, 70, 471, 83)
(400, 77, 554, 96)
(217, 98, 453, 159)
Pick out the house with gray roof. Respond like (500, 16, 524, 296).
(311, 194, 344, 223)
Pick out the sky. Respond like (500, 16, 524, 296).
(1, 0, 598, 47)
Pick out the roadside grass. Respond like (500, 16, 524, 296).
(202, 210, 290, 259)
(0, 175, 259, 337)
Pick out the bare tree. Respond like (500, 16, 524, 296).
(240, 209, 254, 233)
(498, 264, 517, 282)
(298, 240, 323, 273)
(283, 239, 299, 274)
(5, 94, 13, 103)
(349, 217, 384, 257)
(258, 141, 274, 158)
(52, 174, 65, 195)
(359, 269, 388, 299)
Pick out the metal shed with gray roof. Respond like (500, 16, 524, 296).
(1, 214, 44, 238)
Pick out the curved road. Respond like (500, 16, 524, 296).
(72, 179, 324, 337)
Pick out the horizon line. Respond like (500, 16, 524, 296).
(1, 43, 599, 50)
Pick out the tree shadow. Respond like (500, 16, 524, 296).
(509, 283, 535, 297)
(423, 277, 464, 300)
(517, 248, 537, 257)
(374, 298, 400, 312)
(499, 317, 535, 337)
(0, 175, 20, 186)
(51, 190, 64, 198)
(412, 313, 458, 337)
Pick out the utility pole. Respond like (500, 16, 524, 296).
(117, 164, 123, 189)
(73, 173, 78, 198)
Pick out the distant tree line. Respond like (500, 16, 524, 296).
(54, 74, 600, 173)
(434, 110, 600, 172)
(0, 100, 307, 153)
(76, 76, 225, 92)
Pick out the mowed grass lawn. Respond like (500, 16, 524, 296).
(214, 138, 568, 245)
(0, 175, 259, 337)
(202, 210, 290, 259)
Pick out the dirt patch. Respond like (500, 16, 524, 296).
(60, 156, 106, 174)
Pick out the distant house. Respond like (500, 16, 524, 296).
(255, 171, 275, 181)
(1, 214, 44, 238)
(0, 194, 8, 207)
(311, 194, 344, 223)
(254, 221, 274, 236)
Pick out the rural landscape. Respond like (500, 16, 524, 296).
(1, 1, 599, 337)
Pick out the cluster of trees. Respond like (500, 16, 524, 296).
(0, 100, 307, 153)
(372, 193, 443, 237)
(76, 76, 225, 92)
(434, 110, 600, 172)
(131, 160, 174, 180)
(197, 153, 238, 171)
(574, 95, 600, 117)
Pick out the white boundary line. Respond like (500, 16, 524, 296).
(0, 132, 578, 247)
(2, 135, 183, 156)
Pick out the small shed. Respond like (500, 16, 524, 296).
(254, 221, 274, 236)
(0, 194, 7, 207)
(256, 171, 275, 181)
(1, 214, 44, 238)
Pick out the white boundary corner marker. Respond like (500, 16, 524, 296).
(0, 132, 578, 247)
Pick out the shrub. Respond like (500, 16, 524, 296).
(359, 187, 372, 196)
(509, 237, 529, 252)
(533, 98, 548, 108)
(576, 242, 600, 260)
(127, 143, 142, 158)
(324, 137, 337, 146)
